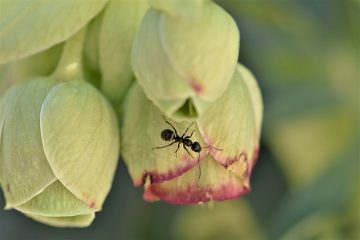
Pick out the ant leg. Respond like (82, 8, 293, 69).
(183, 145, 193, 158)
(181, 121, 195, 137)
(175, 143, 181, 157)
(188, 129, 196, 138)
(162, 115, 178, 136)
(197, 153, 202, 179)
(152, 141, 176, 150)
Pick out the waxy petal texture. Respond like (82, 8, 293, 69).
(198, 64, 262, 178)
(0, 0, 108, 64)
(15, 180, 93, 217)
(0, 79, 57, 208)
(131, 1, 239, 120)
(25, 212, 95, 228)
(145, 155, 249, 205)
(99, 0, 148, 104)
(40, 81, 119, 210)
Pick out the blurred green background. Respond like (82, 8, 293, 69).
(0, 0, 359, 239)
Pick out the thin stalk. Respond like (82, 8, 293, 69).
(52, 27, 87, 82)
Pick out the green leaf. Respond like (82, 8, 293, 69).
(40, 81, 119, 211)
(25, 212, 95, 228)
(122, 82, 206, 187)
(0, 78, 57, 208)
(0, 0, 108, 64)
(16, 180, 93, 217)
(269, 142, 358, 239)
(99, 0, 148, 104)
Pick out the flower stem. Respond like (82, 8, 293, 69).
(52, 27, 87, 82)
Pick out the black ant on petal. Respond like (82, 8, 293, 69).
(153, 115, 222, 179)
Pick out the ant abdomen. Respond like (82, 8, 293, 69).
(161, 129, 174, 141)
(191, 142, 201, 152)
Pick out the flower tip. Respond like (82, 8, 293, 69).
(4, 204, 13, 210)
(143, 176, 160, 202)
(143, 186, 160, 202)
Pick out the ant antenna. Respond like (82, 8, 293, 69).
(196, 146, 222, 179)
(162, 115, 178, 136)
(197, 153, 201, 179)
(202, 146, 223, 151)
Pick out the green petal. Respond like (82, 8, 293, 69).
(0, 94, 7, 185)
(0, 0, 108, 64)
(197, 64, 262, 178)
(0, 43, 63, 94)
(122, 82, 206, 186)
(162, 1, 239, 101)
(238, 64, 263, 137)
(99, 0, 148, 104)
(25, 212, 95, 228)
(132, 1, 239, 120)
(40, 81, 119, 210)
(82, 12, 104, 89)
(149, 0, 207, 17)
(0, 78, 57, 208)
(145, 155, 249, 204)
(16, 180, 93, 217)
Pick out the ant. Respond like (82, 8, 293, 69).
(153, 115, 221, 179)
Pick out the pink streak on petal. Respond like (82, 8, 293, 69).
(203, 133, 260, 177)
(133, 153, 207, 187)
(143, 185, 160, 202)
(189, 78, 203, 95)
(148, 181, 250, 205)
(246, 145, 260, 177)
(88, 201, 96, 209)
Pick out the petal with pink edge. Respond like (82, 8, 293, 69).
(197, 64, 263, 178)
(145, 155, 250, 204)
(122, 82, 207, 186)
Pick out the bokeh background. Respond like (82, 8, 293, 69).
(0, 0, 359, 239)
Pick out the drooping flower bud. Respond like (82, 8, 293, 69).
(98, 0, 148, 105)
(0, 78, 119, 226)
(131, 0, 239, 120)
(122, 64, 262, 204)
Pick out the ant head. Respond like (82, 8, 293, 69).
(191, 142, 201, 152)
(161, 129, 174, 141)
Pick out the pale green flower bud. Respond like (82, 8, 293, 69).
(82, 0, 149, 105)
(131, 0, 239, 120)
(122, 64, 262, 204)
(0, 77, 119, 227)
(98, 0, 148, 105)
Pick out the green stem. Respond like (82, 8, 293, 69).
(52, 27, 87, 82)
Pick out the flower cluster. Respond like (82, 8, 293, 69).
(123, 0, 262, 204)
(0, 0, 262, 227)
